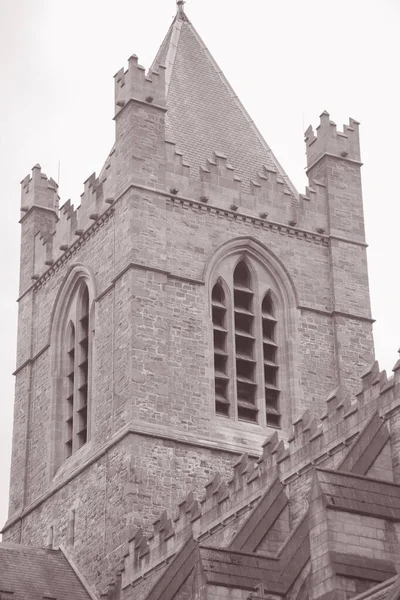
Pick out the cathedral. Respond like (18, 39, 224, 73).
(2, 2, 400, 599)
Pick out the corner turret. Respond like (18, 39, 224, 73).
(19, 164, 59, 293)
(305, 111, 361, 168)
(304, 111, 374, 395)
(20, 164, 59, 215)
(113, 56, 167, 194)
(114, 56, 166, 116)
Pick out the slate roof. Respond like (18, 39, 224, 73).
(316, 468, 400, 520)
(229, 478, 287, 552)
(0, 543, 93, 600)
(151, 6, 297, 195)
(143, 516, 309, 599)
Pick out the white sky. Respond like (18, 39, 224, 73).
(0, 0, 399, 532)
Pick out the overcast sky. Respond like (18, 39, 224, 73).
(0, 0, 399, 532)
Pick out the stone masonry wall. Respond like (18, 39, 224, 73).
(4, 433, 237, 593)
(7, 92, 375, 599)
(7, 171, 374, 589)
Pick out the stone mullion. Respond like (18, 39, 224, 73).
(65, 322, 76, 459)
(212, 282, 230, 418)
(76, 286, 89, 449)
(253, 285, 266, 428)
(226, 284, 237, 422)
(72, 312, 80, 455)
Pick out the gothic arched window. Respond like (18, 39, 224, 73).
(49, 265, 95, 473)
(212, 282, 229, 416)
(63, 281, 91, 458)
(233, 261, 257, 422)
(262, 292, 280, 428)
(211, 257, 282, 429)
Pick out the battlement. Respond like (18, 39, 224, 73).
(114, 55, 166, 115)
(165, 147, 301, 225)
(199, 151, 242, 208)
(250, 165, 298, 224)
(305, 111, 361, 168)
(26, 163, 114, 280)
(20, 164, 59, 214)
(115, 351, 400, 593)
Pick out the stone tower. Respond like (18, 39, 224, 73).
(3, 2, 374, 594)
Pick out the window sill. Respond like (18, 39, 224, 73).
(212, 416, 287, 452)
(53, 439, 93, 483)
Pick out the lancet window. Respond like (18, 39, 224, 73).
(211, 258, 281, 429)
(63, 281, 91, 458)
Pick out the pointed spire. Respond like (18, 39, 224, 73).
(151, 3, 297, 196)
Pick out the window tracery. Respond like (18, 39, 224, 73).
(63, 281, 90, 458)
(211, 255, 283, 429)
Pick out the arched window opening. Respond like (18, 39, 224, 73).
(62, 281, 91, 460)
(233, 261, 251, 289)
(212, 283, 229, 416)
(209, 248, 290, 431)
(77, 285, 89, 448)
(233, 261, 257, 423)
(262, 293, 280, 428)
(65, 322, 75, 458)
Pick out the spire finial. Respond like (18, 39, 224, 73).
(176, 0, 187, 19)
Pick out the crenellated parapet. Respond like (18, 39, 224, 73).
(114, 55, 166, 115)
(165, 140, 192, 196)
(26, 167, 114, 279)
(19, 164, 60, 290)
(250, 165, 298, 225)
(113, 351, 400, 595)
(199, 151, 242, 208)
(164, 148, 302, 225)
(297, 179, 328, 233)
(305, 110, 361, 169)
(165, 141, 190, 179)
(75, 172, 109, 232)
(52, 199, 78, 256)
(20, 164, 59, 215)
(23, 111, 367, 288)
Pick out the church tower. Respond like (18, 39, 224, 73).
(3, 2, 375, 594)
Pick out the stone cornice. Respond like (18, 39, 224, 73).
(16, 181, 367, 304)
(167, 195, 329, 245)
(306, 152, 363, 174)
(95, 262, 204, 302)
(19, 204, 59, 224)
(299, 305, 375, 324)
(13, 344, 50, 376)
(329, 234, 368, 248)
(113, 96, 168, 119)
(115, 182, 330, 245)
(1, 420, 261, 533)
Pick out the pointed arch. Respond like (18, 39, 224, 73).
(203, 236, 299, 309)
(205, 237, 301, 431)
(212, 281, 226, 305)
(212, 279, 230, 417)
(49, 263, 96, 475)
(49, 263, 96, 348)
(262, 290, 274, 317)
(233, 259, 252, 290)
(262, 290, 280, 427)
